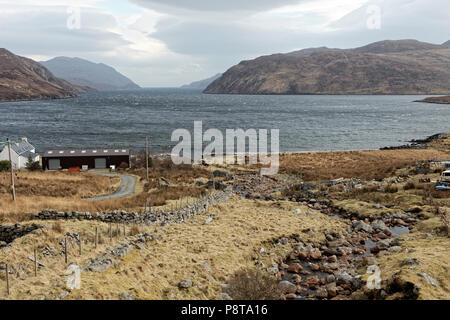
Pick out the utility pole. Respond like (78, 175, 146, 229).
(7, 138, 16, 201)
(146, 136, 149, 181)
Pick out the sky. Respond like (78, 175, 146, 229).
(1, 0, 449, 87)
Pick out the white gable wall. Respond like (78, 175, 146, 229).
(18, 154, 40, 169)
(0, 147, 20, 169)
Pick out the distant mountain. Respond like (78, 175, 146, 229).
(443, 40, 450, 48)
(0, 48, 92, 102)
(181, 73, 222, 90)
(41, 57, 141, 91)
(205, 40, 450, 95)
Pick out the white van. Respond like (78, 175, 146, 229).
(441, 170, 450, 183)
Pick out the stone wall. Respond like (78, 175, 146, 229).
(0, 223, 42, 247)
(32, 188, 233, 226)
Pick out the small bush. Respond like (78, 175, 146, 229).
(404, 182, 416, 190)
(0, 160, 10, 172)
(26, 157, 41, 171)
(226, 268, 282, 300)
(384, 184, 398, 193)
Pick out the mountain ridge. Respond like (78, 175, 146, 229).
(0, 49, 92, 102)
(205, 40, 450, 95)
(41, 57, 141, 91)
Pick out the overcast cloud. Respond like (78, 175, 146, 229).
(1, 0, 449, 86)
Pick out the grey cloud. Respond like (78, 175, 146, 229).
(130, 0, 303, 13)
(0, 6, 130, 56)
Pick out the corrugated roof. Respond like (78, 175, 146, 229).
(43, 148, 130, 158)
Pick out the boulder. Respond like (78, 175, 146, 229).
(278, 280, 297, 294)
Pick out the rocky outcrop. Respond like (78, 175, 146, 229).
(204, 40, 450, 95)
(0, 48, 93, 102)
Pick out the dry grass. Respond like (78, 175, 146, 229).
(0, 219, 151, 300)
(52, 197, 346, 300)
(280, 149, 450, 181)
(363, 232, 450, 300)
(0, 171, 120, 198)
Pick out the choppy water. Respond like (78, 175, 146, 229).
(1, 89, 449, 154)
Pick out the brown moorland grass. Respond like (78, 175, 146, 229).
(61, 198, 346, 300)
(279, 149, 450, 181)
(0, 171, 120, 198)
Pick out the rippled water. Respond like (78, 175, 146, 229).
(1, 89, 449, 153)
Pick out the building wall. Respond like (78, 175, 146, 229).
(42, 155, 130, 170)
(0, 147, 20, 169)
(18, 154, 40, 169)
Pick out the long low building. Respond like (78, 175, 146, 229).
(42, 148, 130, 170)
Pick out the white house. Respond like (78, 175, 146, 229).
(0, 137, 40, 169)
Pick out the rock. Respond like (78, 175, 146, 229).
(178, 278, 193, 290)
(371, 220, 391, 235)
(353, 221, 373, 233)
(199, 263, 212, 272)
(400, 258, 419, 267)
(278, 280, 297, 294)
(57, 290, 70, 300)
(326, 282, 337, 297)
(158, 178, 170, 188)
(418, 272, 438, 287)
(285, 293, 297, 299)
(388, 246, 402, 252)
(328, 255, 337, 263)
(287, 263, 303, 274)
(221, 293, 232, 300)
(309, 249, 322, 260)
(205, 217, 213, 224)
(305, 276, 320, 288)
(121, 292, 135, 300)
(316, 288, 328, 299)
(326, 275, 336, 283)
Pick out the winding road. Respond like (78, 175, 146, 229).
(87, 172, 137, 201)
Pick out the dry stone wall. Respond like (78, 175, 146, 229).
(32, 189, 232, 226)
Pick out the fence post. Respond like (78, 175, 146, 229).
(79, 236, 82, 256)
(116, 223, 119, 237)
(109, 223, 112, 242)
(95, 227, 98, 248)
(34, 248, 38, 276)
(5, 263, 10, 296)
(64, 237, 68, 264)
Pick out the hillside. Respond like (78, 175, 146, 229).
(41, 57, 141, 91)
(181, 73, 222, 90)
(0, 49, 91, 102)
(205, 40, 450, 95)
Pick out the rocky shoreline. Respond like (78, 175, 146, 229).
(380, 133, 448, 150)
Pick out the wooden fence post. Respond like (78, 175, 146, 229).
(64, 237, 68, 264)
(5, 263, 10, 296)
(79, 236, 82, 256)
(109, 223, 112, 242)
(116, 223, 119, 237)
(34, 248, 38, 276)
(95, 227, 98, 248)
